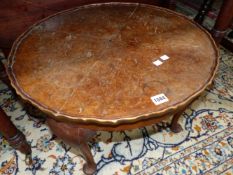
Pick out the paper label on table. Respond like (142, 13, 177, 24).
(153, 60, 163, 66)
(151, 93, 169, 105)
(160, 55, 170, 61)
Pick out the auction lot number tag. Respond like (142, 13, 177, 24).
(151, 93, 169, 105)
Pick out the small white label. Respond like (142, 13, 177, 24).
(160, 55, 169, 61)
(153, 60, 163, 66)
(151, 93, 169, 105)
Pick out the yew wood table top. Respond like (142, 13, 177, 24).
(7, 3, 218, 128)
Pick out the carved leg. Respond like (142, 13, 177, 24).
(211, 0, 233, 44)
(170, 107, 185, 133)
(0, 108, 32, 157)
(194, 0, 214, 24)
(47, 118, 97, 175)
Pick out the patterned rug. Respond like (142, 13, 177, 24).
(0, 46, 233, 175)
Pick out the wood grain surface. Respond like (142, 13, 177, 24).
(7, 3, 218, 125)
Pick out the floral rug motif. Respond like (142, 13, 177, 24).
(0, 47, 233, 175)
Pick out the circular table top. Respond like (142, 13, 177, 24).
(7, 3, 218, 126)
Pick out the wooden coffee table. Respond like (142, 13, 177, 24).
(7, 3, 218, 174)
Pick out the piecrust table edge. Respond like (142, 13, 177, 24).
(6, 2, 220, 128)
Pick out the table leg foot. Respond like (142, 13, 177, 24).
(80, 142, 97, 175)
(170, 122, 183, 133)
(47, 118, 97, 175)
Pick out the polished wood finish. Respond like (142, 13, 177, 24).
(0, 108, 31, 156)
(0, 0, 172, 53)
(8, 3, 218, 126)
(5, 3, 218, 174)
(211, 0, 233, 44)
(195, 0, 233, 50)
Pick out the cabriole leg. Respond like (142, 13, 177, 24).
(47, 118, 97, 175)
